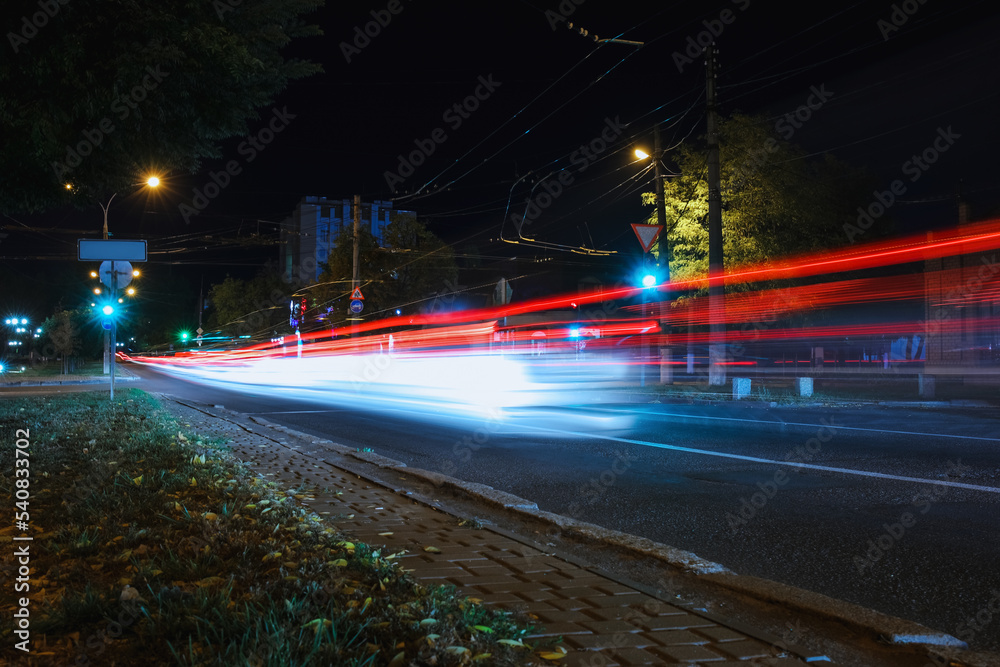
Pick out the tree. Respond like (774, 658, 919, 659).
(41, 310, 83, 374)
(0, 0, 323, 214)
(205, 266, 295, 338)
(643, 113, 876, 288)
(315, 214, 458, 321)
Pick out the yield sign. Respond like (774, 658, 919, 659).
(631, 224, 663, 253)
(350, 287, 364, 300)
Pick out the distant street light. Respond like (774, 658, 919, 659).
(99, 175, 161, 239)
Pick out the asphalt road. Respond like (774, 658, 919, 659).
(11, 366, 1000, 652)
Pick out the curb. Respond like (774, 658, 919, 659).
(244, 413, 975, 657)
(191, 402, 1000, 666)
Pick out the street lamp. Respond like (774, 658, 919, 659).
(99, 175, 161, 239)
(634, 127, 669, 283)
(94, 175, 158, 393)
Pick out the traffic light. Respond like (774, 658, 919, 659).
(100, 304, 115, 330)
(180, 331, 189, 342)
(290, 297, 307, 328)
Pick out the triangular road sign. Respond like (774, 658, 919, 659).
(631, 224, 663, 253)
(351, 287, 364, 300)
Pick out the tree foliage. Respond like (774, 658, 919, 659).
(40, 309, 85, 373)
(316, 214, 458, 321)
(206, 267, 295, 337)
(643, 113, 875, 287)
(0, 0, 323, 214)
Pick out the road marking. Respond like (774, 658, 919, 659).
(528, 425, 1000, 494)
(252, 410, 345, 415)
(607, 407, 1000, 443)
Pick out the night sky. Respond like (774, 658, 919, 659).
(3, 0, 999, 325)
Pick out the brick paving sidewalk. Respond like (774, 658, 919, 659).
(159, 396, 821, 666)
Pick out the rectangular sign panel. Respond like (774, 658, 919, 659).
(78, 239, 147, 261)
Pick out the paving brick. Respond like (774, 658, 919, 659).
(642, 629, 710, 646)
(526, 622, 595, 637)
(580, 606, 638, 622)
(561, 650, 621, 667)
(593, 582, 643, 596)
(655, 644, 729, 662)
(580, 620, 645, 635)
(512, 587, 563, 603)
(632, 612, 717, 631)
(564, 632, 650, 650)
(612, 647, 677, 666)
(714, 639, 775, 660)
(580, 593, 651, 609)
(695, 625, 751, 643)
(513, 600, 564, 616)
(533, 608, 599, 624)
(547, 597, 600, 612)
(552, 586, 608, 599)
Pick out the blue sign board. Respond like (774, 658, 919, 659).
(349, 299, 364, 314)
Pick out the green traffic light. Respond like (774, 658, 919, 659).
(102, 305, 115, 316)
(180, 332, 189, 340)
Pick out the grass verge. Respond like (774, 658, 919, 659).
(0, 389, 559, 666)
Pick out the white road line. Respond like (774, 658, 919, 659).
(606, 407, 1000, 443)
(252, 410, 345, 415)
(526, 425, 1000, 494)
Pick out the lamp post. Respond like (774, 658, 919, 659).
(634, 125, 669, 284)
(94, 176, 159, 389)
(636, 125, 672, 385)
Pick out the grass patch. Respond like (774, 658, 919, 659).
(0, 390, 556, 666)
(0, 359, 106, 379)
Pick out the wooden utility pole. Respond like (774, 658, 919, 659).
(654, 124, 668, 282)
(352, 194, 361, 294)
(706, 44, 726, 386)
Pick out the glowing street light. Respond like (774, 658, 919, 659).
(100, 175, 161, 239)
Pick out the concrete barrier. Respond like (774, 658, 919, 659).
(733, 377, 751, 400)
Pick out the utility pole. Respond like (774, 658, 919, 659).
(706, 43, 726, 386)
(352, 194, 361, 293)
(352, 194, 361, 339)
(654, 124, 668, 281)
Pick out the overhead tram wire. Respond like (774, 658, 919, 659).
(393, 15, 666, 206)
